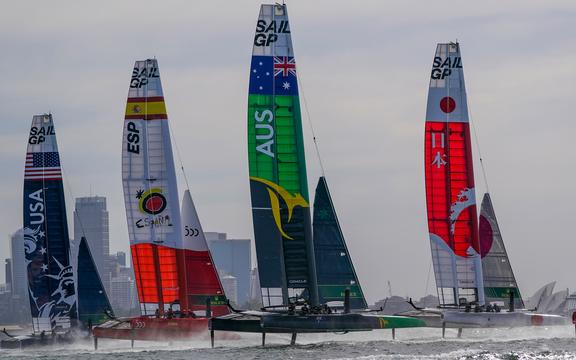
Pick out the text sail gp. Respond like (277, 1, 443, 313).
(254, 19, 290, 47)
(431, 55, 463, 80)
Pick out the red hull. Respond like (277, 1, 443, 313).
(93, 317, 238, 341)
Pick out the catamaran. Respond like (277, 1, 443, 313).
(1, 114, 112, 349)
(403, 42, 567, 331)
(93, 59, 231, 343)
(209, 3, 425, 346)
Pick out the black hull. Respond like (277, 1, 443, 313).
(210, 312, 425, 333)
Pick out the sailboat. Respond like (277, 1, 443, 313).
(2, 114, 113, 349)
(406, 42, 567, 330)
(210, 3, 425, 345)
(93, 59, 230, 343)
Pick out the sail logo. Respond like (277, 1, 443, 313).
(130, 66, 159, 88)
(449, 187, 475, 235)
(126, 121, 140, 154)
(28, 189, 45, 226)
(28, 126, 55, 145)
(137, 188, 167, 215)
(135, 188, 172, 230)
(184, 226, 200, 237)
(25, 188, 77, 328)
(431, 56, 462, 79)
(35, 257, 76, 322)
(430, 132, 447, 168)
(254, 109, 275, 158)
(378, 318, 389, 329)
(251, 177, 308, 240)
(254, 20, 290, 47)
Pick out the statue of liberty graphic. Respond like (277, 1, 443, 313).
(24, 225, 77, 332)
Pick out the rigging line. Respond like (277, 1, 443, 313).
(469, 104, 490, 195)
(56, 129, 89, 245)
(167, 99, 190, 192)
(465, 60, 490, 195)
(290, 36, 325, 178)
(298, 73, 326, 177)
(424, 259, 433, 296)
(283, 0, 325, 178)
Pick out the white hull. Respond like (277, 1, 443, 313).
(402, 308, 569, 328)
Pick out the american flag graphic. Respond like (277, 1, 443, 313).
(25, 152, 62, 180)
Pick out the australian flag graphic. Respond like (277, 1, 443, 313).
(249, 55, 298, 96)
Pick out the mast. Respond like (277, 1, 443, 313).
(479, 193, 524, 309)
(313, 177, 367, 309)
(248, 3, 318, 307)
(424, 43, 485, 307)
(23, 114, 77, 333)
(122, 59, 185, 315)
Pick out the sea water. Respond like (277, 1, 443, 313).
(1, 326, 576, 359)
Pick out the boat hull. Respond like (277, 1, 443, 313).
(0, 332, 79, 349)
(210, 312, 426, 333)
(93, 317, 238, 341)
(402, 309, 569, 328)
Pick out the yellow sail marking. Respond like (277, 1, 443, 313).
(125, 101, 167, 116)
(250, 176, 309, 240)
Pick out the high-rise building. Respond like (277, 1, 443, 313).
(219, 273, 238, 306)
(5, 259, 12, 293)
(249, 267, 260, 302)
(205, 232, 251, 305)
(10, 229, 27, 301)
(110, 274, 138, 315)
(74, 196, 110, 293)
(115, 251, 126, 267)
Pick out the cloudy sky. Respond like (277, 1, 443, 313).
(1, 1, 574, 304)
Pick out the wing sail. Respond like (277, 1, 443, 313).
(424, 43, 485, 307)
(248, 3, 318, 307)
(77, 236, 114, 326)
(122, 59, 183, 315)
(23, 114, 77, 333)
(313, 177, 367, 309)
(479, 193, 524, 308)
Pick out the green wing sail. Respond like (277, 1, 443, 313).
(248, 3, 318, 307)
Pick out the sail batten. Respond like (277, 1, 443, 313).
(424, 43, 485, 307)
(248, 3, 318, 307)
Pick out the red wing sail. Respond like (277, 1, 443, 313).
(424, 43, 485, 307)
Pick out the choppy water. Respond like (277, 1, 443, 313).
(2, 326, 576, 360)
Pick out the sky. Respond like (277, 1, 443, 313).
(0, 1, 575, 304)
